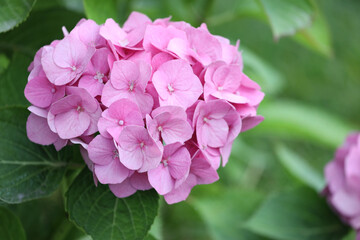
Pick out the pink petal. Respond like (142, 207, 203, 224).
(54, 110, 90, 139)
(164, 174, 197, 204)
(148, 164, 174, 195)
(129, 172, 152, 190)
(95, 158, 129, 184)
(109, 179, 137, 198)
(88, 135, 117, 165)
(26, 113, 58, 145)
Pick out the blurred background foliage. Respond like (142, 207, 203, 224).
(0, 0, 359, 239)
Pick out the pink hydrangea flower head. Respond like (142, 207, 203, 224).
(152, 59, 203, 109)
(98, 98, 144, 140)
(49, 86, 101, 139)
(118, 125, 163, 172)
(324, 133, 360, 231)
(148, 142, 191, 195)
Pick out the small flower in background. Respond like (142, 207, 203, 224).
(24, 11, 265, 204)
(324, 132, 360, 238)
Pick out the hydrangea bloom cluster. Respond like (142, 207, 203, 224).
(324, 132, 360, 237)
(25, 12, 264, 204)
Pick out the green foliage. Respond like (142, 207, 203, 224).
(0, 206, 26, 240)
(246, 187, 349, 240)
(0, 0, 36, 33)
(83, 0, 118, 24)
(275, 144, 325, 191)
(66, 169, 159, 240)
(0, 106, 71, 203)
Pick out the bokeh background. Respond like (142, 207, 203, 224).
(0, 0, 359, 239)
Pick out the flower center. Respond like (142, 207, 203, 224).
(203, 117, 209, 123)
(119, 38, 129, 47)
(51, 88, 56, 93)
(158, 126, 163, 132)
(167, 83, 174, 93)
(118, 120, 124, 126)
(162, 159, 168, 167)
(71, 66, 77, 71)
(129, 81, 135, 91)
(76, 105, 83, 112)
(217, 86, 223, 91)
(112, 150, 119, 159)
(140, 142, 145, 148)
(94, 71, 104, 83)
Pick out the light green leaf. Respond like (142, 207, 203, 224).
(0, 206, 26, 240)
(83, 0, 117, 24)
(0, 0, 36, 33)
(0, 54, 10, 75)
(246, 187, 349, 240)
(0, 106, 70, 203)
(275, 144, 325, 191)
(251, 100, 356, 149)
(293, 10, 333, 57)
(258, 0, 314, 39)
(242, 48, 285, 95)
(66, 169, 159, 240)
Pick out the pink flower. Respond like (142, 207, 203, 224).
(69, 19, 106, 48)
(152, 59, 203, 109)
(25, 76, 65, 108)
(88, 135, 130, 184)
(49, 87, 101, 139)
(42, 35, 95, 86)
(26, 113, 59, 145)
(146, 106, 193, 144)
(109, 172, 152, 198)
(164, 147, 219, 204)
(118, 126, 163, 172)
(101, 60, 154, 116)
(148, 143, 191, 195)
(98, 98, 144, 140)
(324, 133, 360, 230)
(78, 47, 112, 97)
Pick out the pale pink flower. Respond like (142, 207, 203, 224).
(25, 76, 65, 108)
(118, 126, 163, 172)
(148, 143, 191, 195)
(109, 172, 152, 198)
(146, 106, 193, 144)
(152, 59, 203, 109)
(41, 35, 95, 86)
(88, 135, 129, 184)
(49, 87, 101, 139)
(101, 60, 154, 116)
(98, 98, 143, 140)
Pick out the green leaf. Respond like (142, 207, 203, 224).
(51, 219, 91, 240)
(0, 106, 70, 203)
(191, 187, 269, 240)
(66, 169, 159, 240)
(242, 48, 285, 95)
(0, 53, 10, 75)
(0, 206, 26, 240)
(0, 8, 84, 54)
(162, 200, 214, 240)
(275, 144, 325, 191)
(258, 0, 314, 39)
(251, 100, 356, 149)
(0, 0, 36, 33)
(83, 0, 117, 24)
(0, 52, 32, 107)
(293, 10, 333, 57)
(246, 187, 349, 240)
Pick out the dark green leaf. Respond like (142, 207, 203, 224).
(162, 200, 214, 240)
(246, 187, 349, 240)
(275, 144, 325, 191)
(0, 52, 31, 107)
(0, 8, 84, 55)
(51, 219, 91, 240)
(0, 206, 26, 240)
(66, 169, 159, 240)
(0, 106, 70, 203)
(0, 0, 36, 33)
(258, 0, 314, 39)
